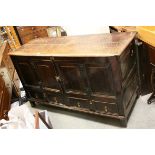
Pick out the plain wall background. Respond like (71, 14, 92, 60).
(63, 26, 110, 36)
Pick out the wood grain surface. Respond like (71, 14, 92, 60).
(9, 32, 136, 57)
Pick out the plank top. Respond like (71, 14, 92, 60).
(9, 32, 136, 57)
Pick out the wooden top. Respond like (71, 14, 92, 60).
(9, 32, 136, 57)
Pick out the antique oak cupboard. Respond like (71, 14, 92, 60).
(9, 32, 138, 127)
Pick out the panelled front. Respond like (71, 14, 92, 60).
(54, 57, 118, 113)
(84, 58, 115, 97)
(12, 57, 39, 87)
(9, 32, 138, 126)
(12, 56, 119, 114)
(30, 57, 64, 104)
(11, 56, 44, 101)
(54, 58, 90, 109)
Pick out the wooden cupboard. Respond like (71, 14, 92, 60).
(9, 32, 139, 127)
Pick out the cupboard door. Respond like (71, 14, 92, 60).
(31, 58, 62, 93)
(12, 57, 39, 87)
(55, 61, 87, 96)
(85, 63, 115, 96)
(31, 57, 64, 104)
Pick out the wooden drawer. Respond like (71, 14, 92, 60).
(120, 42, 136, 81)
(68, 97, 91, 110)
(93, 101, 118, 115)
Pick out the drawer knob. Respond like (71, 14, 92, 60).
(90, 101, 92, 104)
(55, 76, 61, 81)
(54, 97, 58, 103)
(77, 102, 80, 107)
(104, 106, 108, 112)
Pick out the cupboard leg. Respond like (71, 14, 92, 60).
(120, 119, 127, 127)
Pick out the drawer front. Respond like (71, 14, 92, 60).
(68, 97, 91, 110)
(120, 42, 136, 81)
(45, 91, 64, 105)
(93, 101, 118, 115)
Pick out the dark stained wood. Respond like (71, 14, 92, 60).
(10, 32, 138, 127)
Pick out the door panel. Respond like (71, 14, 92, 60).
(13, 57, 39, 86)
(32, 58, 62, 91)
(55, 62, 87, 95)
(85, 63, 115, 96)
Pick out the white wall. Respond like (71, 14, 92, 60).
(62, 26, 110, 36)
